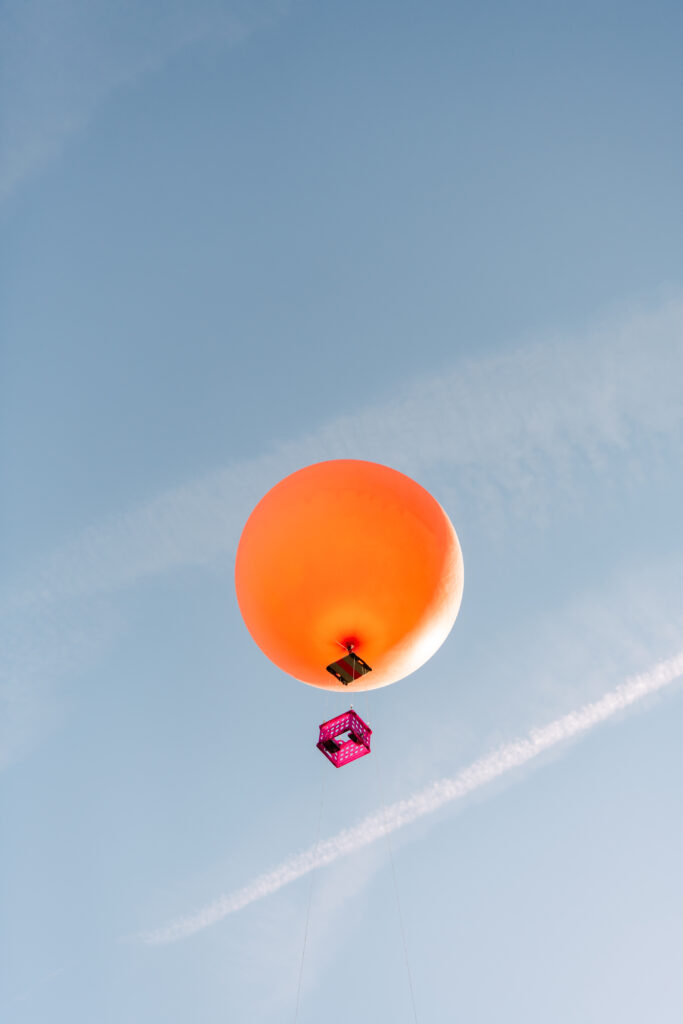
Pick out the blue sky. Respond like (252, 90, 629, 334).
(2, 2, 683, 1021)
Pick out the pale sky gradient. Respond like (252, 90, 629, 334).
(2, 3, 683, 1022)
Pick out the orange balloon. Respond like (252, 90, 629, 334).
(235, 460, 464, 691)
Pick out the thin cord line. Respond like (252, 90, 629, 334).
(375, 753, 419, 1024)
(293, 775, 326, 1024)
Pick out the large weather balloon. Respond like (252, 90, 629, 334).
(235, 459, 463, 691)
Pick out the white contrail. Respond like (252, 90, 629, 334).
(141, 648, 683, 945)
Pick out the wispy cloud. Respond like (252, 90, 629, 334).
(140, 647, 683, 944)
(0, 0, 287, 202)
(5, 296, 682, 610)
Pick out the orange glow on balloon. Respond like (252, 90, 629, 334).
(235, 460, 464, 691)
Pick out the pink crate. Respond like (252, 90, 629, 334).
(317, 709, 372, 767)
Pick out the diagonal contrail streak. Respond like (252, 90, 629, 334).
(141, 649, 683, 945)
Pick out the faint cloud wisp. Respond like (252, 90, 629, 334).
(6, 297, 683, 610)
(0, 0, 288, 203)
